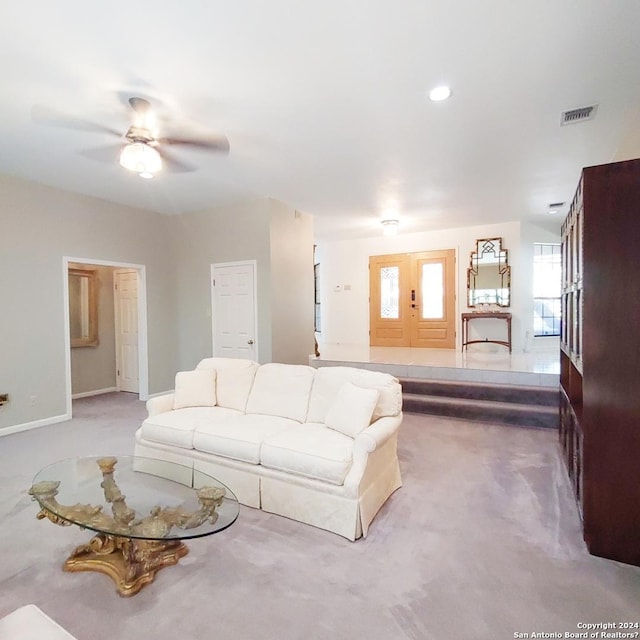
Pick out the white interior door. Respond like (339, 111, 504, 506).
(114, 269, 139, 392)
(211, 261, 257, 360)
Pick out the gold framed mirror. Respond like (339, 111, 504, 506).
(467, 237, 511, 307)
(69, 267, 99, 347)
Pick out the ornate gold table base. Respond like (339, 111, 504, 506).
(30, 457, 226, 597)
(38, 509, 189, 597)
(65, 531, 188, 597)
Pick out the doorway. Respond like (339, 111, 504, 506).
(369, 249, 456, 348)
(114, 269, 140, 393)
(211, 260, 258, 360)
(63, 257, 148, 417)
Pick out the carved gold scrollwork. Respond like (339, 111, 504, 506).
(30, 457, 222, 596)
(36, 508, 73, 527)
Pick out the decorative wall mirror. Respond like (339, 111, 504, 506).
(69, 268, 99, 347)
(467, 237, 511, 307)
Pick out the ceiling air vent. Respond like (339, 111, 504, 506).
(548, 202, 565, 215)
(560, 104, 598, 126)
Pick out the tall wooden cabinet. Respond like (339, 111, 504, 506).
(559, 157, 640, 567)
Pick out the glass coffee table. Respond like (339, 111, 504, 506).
(29, 456, 239, 597)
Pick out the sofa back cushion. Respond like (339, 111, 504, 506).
(245, 363, 315, 422)
(196, 358, 259, 412)
(306, 366, 402, 423)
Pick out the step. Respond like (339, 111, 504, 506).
(402, 393, 559, 429)
(398, 377, 559, 406)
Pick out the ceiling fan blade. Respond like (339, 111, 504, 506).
(79, 144, 123, 164)
(158, 135, 230, 154)
(128, 97, 152, 114)
(157, 147, 196, 173)
(31, 105, 122, 137)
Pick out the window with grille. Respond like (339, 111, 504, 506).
(533, 243, 561, 336)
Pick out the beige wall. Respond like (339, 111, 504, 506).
(0, 175, 317, 433)
(0, 174, 179, 432)
(269, 200, 315, 364)
(70, 265, 116, 396)
(169, 197, 315, 368)
(168, 198, 274, 367)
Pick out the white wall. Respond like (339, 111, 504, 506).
(316, 220, 560, 352)
(0, 174, 179, 432)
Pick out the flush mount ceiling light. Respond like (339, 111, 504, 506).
(119, 141, 162, 179)
(381, 219, 399, 236)
(428, 85, 451, 102)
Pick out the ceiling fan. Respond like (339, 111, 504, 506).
(33, 96, 230, 179)
(118, 97, 229, 178)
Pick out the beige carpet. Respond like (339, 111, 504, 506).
(1, 392, 638, 639)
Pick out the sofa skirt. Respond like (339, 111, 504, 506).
(133, 429, 402, 541)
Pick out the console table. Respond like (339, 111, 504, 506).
(461, 312, 512, 353)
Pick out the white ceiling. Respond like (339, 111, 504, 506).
(2, 1, 640, 240)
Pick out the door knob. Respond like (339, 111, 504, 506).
(247, 339, 254, 345)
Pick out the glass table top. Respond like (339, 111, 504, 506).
(30, 456, 239, 541)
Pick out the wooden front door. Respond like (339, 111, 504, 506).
(369, 250, 456, 348)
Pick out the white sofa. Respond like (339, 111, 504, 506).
(134, 358, 403, 541)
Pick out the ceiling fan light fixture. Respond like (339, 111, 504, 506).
(119, 142, 162, 178)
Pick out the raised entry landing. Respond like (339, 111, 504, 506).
(311, 343, 560, 388)
(311, 343, 560, 429)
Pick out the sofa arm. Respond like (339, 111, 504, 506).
(146, 393, 175, 417)
(342, 414, 403, 495)
(354, 414, 403, 453)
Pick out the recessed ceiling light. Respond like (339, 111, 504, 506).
(429, 85, 451, 102)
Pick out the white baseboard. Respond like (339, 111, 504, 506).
(71, 387, 117, 400)
(147, 390, 174, 399)
(0, 413, 70, 438)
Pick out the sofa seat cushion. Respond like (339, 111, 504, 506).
(193, 414, 300, 465)
(141, 406, 243, 449)
(260, 423, 354, 486)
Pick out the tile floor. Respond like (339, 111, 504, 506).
(312, 340, 560, 387)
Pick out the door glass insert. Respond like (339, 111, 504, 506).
(380, 266, 400, 318)
(421, 263, 444, 319)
